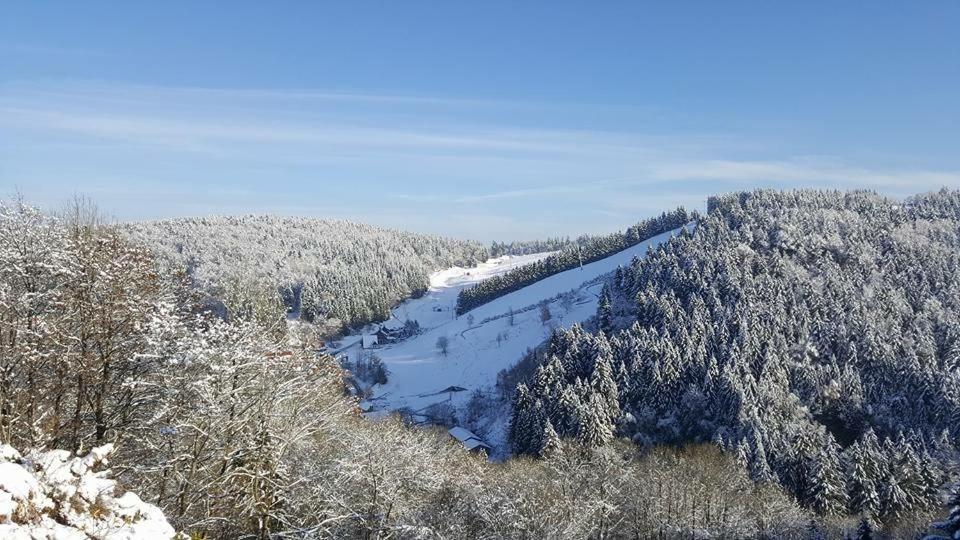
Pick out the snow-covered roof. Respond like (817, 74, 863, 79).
(361, 334, 378, 348)
(448, 426, 477, 442)
(448, 427, 492, 451)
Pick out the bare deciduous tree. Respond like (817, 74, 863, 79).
(436, 335, 450, 356)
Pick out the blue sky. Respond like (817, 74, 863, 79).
(2, 2, 958, 241)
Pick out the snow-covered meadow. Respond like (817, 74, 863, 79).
(340, 227, 684, 451)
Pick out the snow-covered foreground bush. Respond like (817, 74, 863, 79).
(0, 444, 179, 539)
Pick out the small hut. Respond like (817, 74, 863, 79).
(448, 426, 493, 454)
(361, 334, 379, 349)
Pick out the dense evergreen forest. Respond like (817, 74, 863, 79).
(456, 208, 694, 314)
(0, 197, 816, 538)
(510, 189, 960, 534)
(489, 236, 575, 257)
(2, 192, 958, 538)
(122, 215, 489, 331)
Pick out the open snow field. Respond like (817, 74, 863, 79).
(340, 227, 685, 450)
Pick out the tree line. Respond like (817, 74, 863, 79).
(456, 208, 694, 315)
(122, 214, 489, 332)
(489, 236, 575, 257)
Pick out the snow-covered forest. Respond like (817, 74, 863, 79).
(1, 191, 958, 538)
(456, 208, 694, 314)
(122, 215, 489, 331)
(510, 189, 960, 536)
(489, 236, 576, 257)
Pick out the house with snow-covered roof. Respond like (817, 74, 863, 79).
(448, 426, 493, 454)
(361, 334, 379, 349)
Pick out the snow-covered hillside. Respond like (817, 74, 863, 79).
(338, 226, 686, 453)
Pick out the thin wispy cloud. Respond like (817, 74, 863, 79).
(0, 104, 657, 157)
(3, 80, 959, 240)
(650, 159, 960, 192)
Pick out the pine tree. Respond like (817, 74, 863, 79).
(944, 338, 960, 373)
(577, 393, 613, 448)
(882, 433, 927, 518)
(598, 285, 613, 335)
(919, 447, 944, 502)
(524, 401, 548, 456)
(880, 470, 910, 523)
(509, 384, 533, 455)
(539, 418, 562, 457)
(554, 384, 582, 436)
(846, 438, 882, 520)
(590, 354, 620, 422)
(735, 441, 750, 471)
(805, 439, 848, 516)
(747, 431, 774, 483)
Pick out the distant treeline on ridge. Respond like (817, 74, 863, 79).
(456, 208, 694, 315)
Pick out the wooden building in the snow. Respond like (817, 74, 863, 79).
(361, 334, 379, 349)
(448, 426, 493, 454)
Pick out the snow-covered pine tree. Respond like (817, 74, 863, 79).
(554, 384, 583, 436)
(509, 383, 533, 455)
(539, 418, 562, 457)
(591, 353, 620, 422)
(577, 393, 614, 448)
(597, 285, 613, 335)
(846, 431, 883, 520)
(746, 429, 774, 483)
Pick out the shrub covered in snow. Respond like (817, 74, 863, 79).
(0, 444, 179, 539)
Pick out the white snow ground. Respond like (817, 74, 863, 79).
(340, 227, 685, 454)
(0, 444, 179, 539)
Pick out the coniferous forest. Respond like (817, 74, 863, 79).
(456, 208, 694, 314)
(510, 189, 960, 535)
(1, 190, 959, 538)
(122, 215, 489, 331)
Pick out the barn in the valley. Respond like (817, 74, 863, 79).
(448, 426, 493, 454)
(361, 334, 379, 349)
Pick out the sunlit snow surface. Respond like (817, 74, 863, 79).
(0, 444, 178, 539)
(341, 227, 684, 453)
